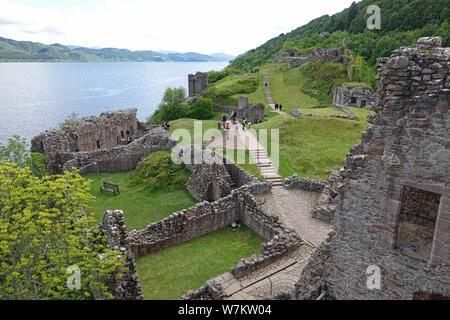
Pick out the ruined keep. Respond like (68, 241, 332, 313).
(295, 37, 449, 300)
(236, 96, 265, 124)
(188, 72, 209, 97)
(333, 85, 377, 108)
(31, 108, 178, 174)
(273, 47, 353, 69)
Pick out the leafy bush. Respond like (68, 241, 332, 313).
(189, 97, 214, 120)
(59, 112, 87, 129)
(147, 87, 190, 124)
(0, 135, 48, 177)
(130, 151, 191, 192)
(0, 161, 124, 299)
(300, 61, 349, 105)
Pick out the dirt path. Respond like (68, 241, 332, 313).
(264, 73, 286, 115)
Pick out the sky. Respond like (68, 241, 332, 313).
(0, 0, 358, 56)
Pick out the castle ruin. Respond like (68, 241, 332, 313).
(188, 72, 209, 97)
(31, 108, 177, 174)
(295, 37, 450, 300)
(333, 85, 377, 109)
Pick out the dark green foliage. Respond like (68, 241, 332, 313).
(147, 87, 190, 124)
(0, 37, 233, 62)
(189, 98, 214, 120)
(299, 62, 350, 105)
(0, 135, 48, 177)
(231, 0, 450, 69)
(208, 66, 245, 84)
(130, 151, 191, 192)
(204, 77, 258, 105)
(59, 112, 88, 129)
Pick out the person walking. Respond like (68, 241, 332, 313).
(242, 117, 246, 131)
(222, 114, 227, 130)
(279, 105, 283, 112)
(235, 122, 239, 135)
(225, 122, 231, 140)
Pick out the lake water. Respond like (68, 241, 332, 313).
(0, 61, 228, 145)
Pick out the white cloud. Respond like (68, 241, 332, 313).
(0, 0, 358, 55)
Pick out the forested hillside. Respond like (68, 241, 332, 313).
(0, 37, 234, 62)
(231, 0, 450, 69)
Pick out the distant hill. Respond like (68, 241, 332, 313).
(0, 37, 235, 62)
(231, 0, 450, 69)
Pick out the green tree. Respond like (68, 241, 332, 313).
(189, 98, 214, 120)
(147, 87, 190, 124)
(0, 161, 124, 300)
(0, 135, 48, 177)
(59, 112, 87, 129)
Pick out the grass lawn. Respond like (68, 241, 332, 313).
(84, 170, 197, 231)
(135, 225, 264, 300)
(269, 66, 318, 113)
(252, 114, 370, 180)
(169, 118, 220, 146)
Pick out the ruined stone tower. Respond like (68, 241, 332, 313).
(188, 72, 209, 97)
(296, 37, 449, 300)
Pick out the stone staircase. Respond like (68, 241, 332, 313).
(249, 148, 283, 186)
(229, 177, 237, 189)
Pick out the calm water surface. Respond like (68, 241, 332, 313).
(0, 61, 228, 145)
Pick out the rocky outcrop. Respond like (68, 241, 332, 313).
(290, 108, 303, 118)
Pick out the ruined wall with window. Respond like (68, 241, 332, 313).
(31, 108, 177, 174)
(295, 37, 449, 300)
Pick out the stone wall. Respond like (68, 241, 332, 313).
(32, 109, 139, 154)
(273, 47, 353, 69)
(296, 37, 450, 300)
(236, 96, 265, 124)
(62, 126, 178, 173)
(188, 72, 209, 97)
(333, 85, 377, 109)
(186, 163, 232, 202)
(311, 166, 344, 222)
(100, 210, 144, 300)
(127, 195, 239, 258)
(283, 174, 327, 192)
(31, 109, 177, 174)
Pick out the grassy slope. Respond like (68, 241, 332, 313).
(135, 226, 264, 300)
(84, 170, 197, 231)
(252, 113, 371, 180)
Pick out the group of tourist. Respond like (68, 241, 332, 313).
(275, 104, 283, 112)
(250, 68, 260, 73)
(162, 122, 171, 131)
(220, 112, 251, 140)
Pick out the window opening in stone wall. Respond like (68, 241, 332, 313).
(121, 131, 124, 138)
(96, 140, 101, 149)
(350, 97, 357, 104)
(394, 186, 441, 262)
(361, 100, 366, 108)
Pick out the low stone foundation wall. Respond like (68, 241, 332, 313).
(283, 174, 327, 192)
(127, 195, 239, 258)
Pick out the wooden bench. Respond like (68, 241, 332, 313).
(100, 182, 120, 195)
